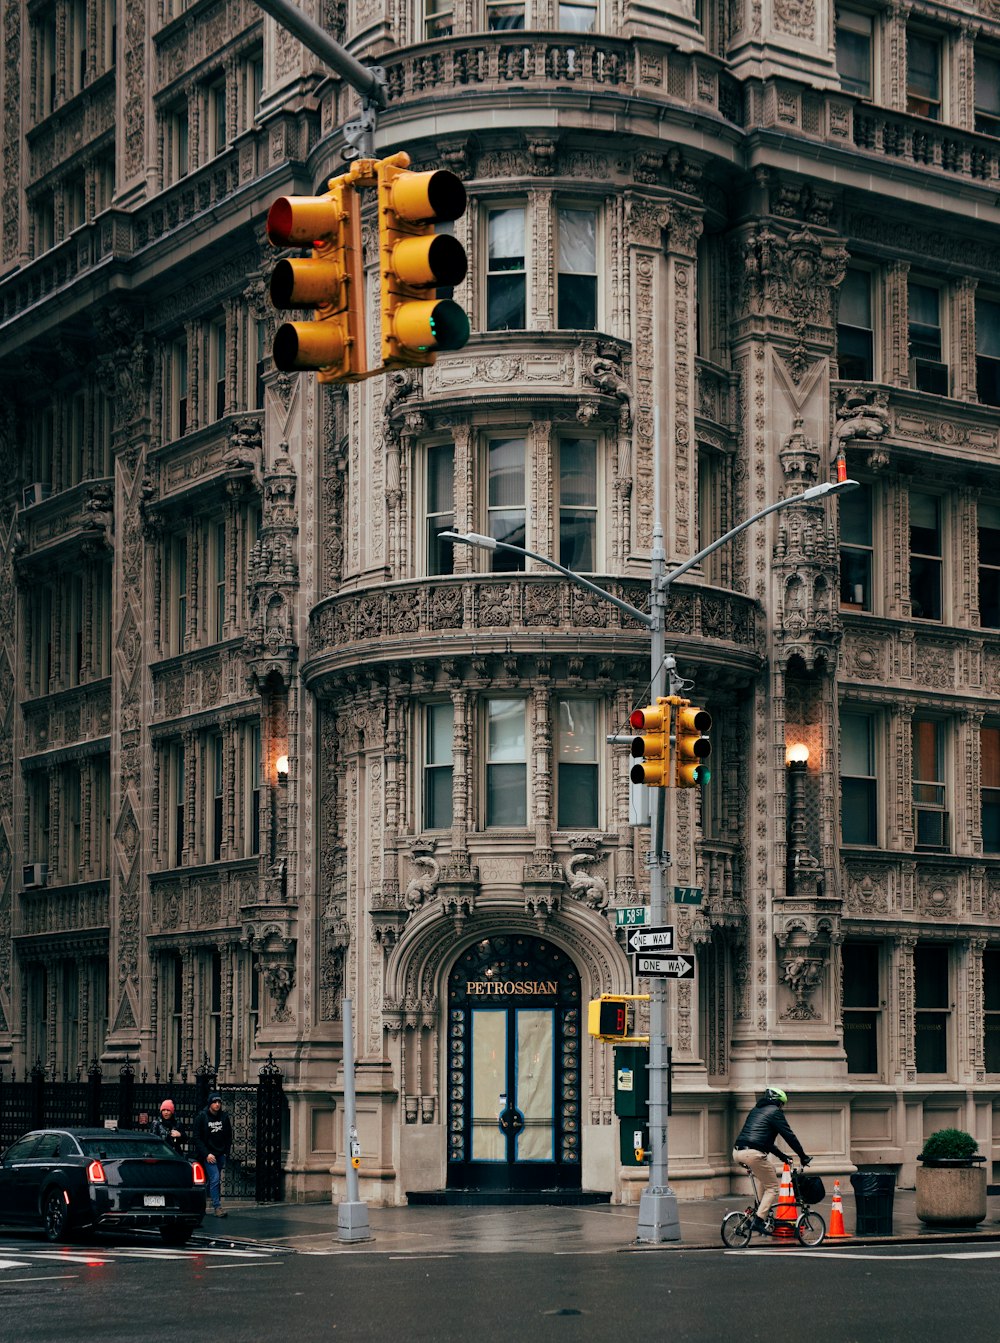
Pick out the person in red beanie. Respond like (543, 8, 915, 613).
(150, 1098, 187, 1154)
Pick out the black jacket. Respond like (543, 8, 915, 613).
(734, 1097, 807, 1161)
(149, 1114, 187, 1154)
(192, 1106, 233, 1161)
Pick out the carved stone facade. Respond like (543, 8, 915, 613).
(0, 0, 999, 1203)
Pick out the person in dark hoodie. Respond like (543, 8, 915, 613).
(149, 1098, 186, 1154)
(193, 1092, 234, 1217)
(732, 1087, 811, 1233)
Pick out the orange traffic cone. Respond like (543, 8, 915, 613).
(773, 1162, 798, 1238)
(827, 1179, 852, 1238)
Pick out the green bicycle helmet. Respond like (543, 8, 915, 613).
(764, 1087, 788, 1105)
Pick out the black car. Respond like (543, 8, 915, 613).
(0, 1128, 208, 1244)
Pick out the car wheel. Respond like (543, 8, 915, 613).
(160, 1225, 193, 1247)
(43, 1189, 71, 1243)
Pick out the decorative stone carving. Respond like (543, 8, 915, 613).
(563, 838, 610, 910)
(833, 387, 890, 448)
(403, 842, 440, 911)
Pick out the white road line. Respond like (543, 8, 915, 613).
(1, 1273, 78, 1282)
(0, 1258, 31, 1269)
(202, 1260, 284, 1270)
(733, 1248, 1000, 1261)
(23, 1252, 111, 1264)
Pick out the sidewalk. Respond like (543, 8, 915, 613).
(192, 1187, 1000, 1255)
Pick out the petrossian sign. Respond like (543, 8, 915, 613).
(465, 979, 559, 996)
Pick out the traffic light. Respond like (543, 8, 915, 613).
(675, 701, 712, 788)
(376, 151, 470, 369)
(588, 996, 630, 1040)
(629, 698, 671, 787)
(267, 173, 365, 384)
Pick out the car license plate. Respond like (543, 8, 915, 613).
(144, 1195, 166, 1207)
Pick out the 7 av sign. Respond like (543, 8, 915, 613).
(625, 925, 675, 955)
(635, 953, 696, 979)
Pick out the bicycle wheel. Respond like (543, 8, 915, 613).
(722, 1209, 754, 1248)
(795, 1210, 826, 1246)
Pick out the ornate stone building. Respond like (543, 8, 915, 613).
(1, 0, 999, 1202)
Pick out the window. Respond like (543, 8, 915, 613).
(167, 105, 189, 183)
(908, 283, 948, 395)
(487, 208, 526, 331)
(211, 733, 224, 861)
(67, 572, 84, 685)
(168, 955, 183, 1074)
(909, 491, 942, 621)
(836, 9, 873, 98)
(843, 942, 880, 1074)
(32, 194, 55, 255)
(210, 319, 226, 420)
(556, 207, 597, 330)
(487, 0, 525, 28)
(95, 153, 115, 216)
(167, 536, 188, 654)
(841, 710, 877, 845)
(556, 698, 598, 828)
(697, 448, 724, 585)
(68, 0, 87, 97)
(97, 0, 116, 71)
(31, 587, 53, 695)
(208, 76, 227, 158)
(914, 944, 949, 1074)
(253, 319, 267, 409)
(28, 774, 50, 868)
(426, 443, 455, 576)
(487, 437, 526, 570)
(208, 951, 222, 1067)
(486, 698, 527, 827)
(976, 297, 1000, 408)
(840, 480, 873, 610)
(240, 49, 263, 129)
(985, 948, 1000, 1072)
(211, 520, 227, 642)
(170, 743, 185, 865)
(979, 503, 1000, 628)
(976, 51, 1000, 136)
(907, 30, 941, 120)
(247, 721, 261, 857)
(982, 728, 1000, 854)
(93, 758, 111, 877)
(558, 0, 596, 30)
(169, 339, 188, 439)
(35, 15, 56, 119)
(837, 268, 874, 380)
(425, 0, 454, 37)
(558, 439, 597, 571)
(65, 174, 87, 235)
(64, 765, 81, 884)
(424, 702, 454, 830)
(913, 718, 947, 850)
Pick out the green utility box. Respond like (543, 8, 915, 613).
(614, 1045, 649, 1118)
(620, 1120, 650, 1166)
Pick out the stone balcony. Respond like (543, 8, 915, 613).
(304, 573, 762, 687)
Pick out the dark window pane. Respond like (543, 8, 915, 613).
(841, 548, 872, 608)
(842, 777, 876, 844)
(915, 945, 948, 1007)
(845, 1010, 879, 1073)
(487, 274, 525, 330)
(915, 1013, 947, 1072)
(837, 325, 874, 380)
(983, 795, 1000, 853)
(557, 763, 598, 828)
(558, 275, 597, 329)
(560, 511, 595, 570)
(843, 942, 879, 1007)
(487, 763, 527, 826)
(425, 769, 453, 829)
(910, 557, 941, 619)
(981, 569, 1000, 627)
(984, 949, 1000, 1010)
(979, 519, 1000, 566)
(986, 1019, 1000, 1072)
(978, 356, 1000, 407)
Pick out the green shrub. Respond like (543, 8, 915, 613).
(920, 1128, 979, 1162)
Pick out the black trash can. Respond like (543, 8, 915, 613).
(850, 1170, 896, 1235)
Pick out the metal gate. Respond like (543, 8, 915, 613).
(0, 1055, 286, 1202)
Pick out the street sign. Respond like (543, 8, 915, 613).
(625, 926, 675, 955)
(615, 906, 651, 927)
(673, 886, 703, 905)
(634, 954, 696, 978)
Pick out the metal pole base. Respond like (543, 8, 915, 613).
(636, 1188, 681, 1244)
(337, 1201, 373, 1243)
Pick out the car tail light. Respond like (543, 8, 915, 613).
(191, 1161, 206, 1186)
(87, 1159, 107, 1184)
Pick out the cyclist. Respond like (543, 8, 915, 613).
(732, 1087, 811, 1233)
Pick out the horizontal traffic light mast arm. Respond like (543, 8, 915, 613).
(439, 532, 654, 629)
(250, 0, 385, 106)
(661, 478, 860, 590)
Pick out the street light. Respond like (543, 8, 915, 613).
(441, 473, 857, 1243)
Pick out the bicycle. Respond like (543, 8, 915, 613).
(721, 1159, 826, 1248)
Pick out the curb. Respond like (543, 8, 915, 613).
(623, 1229, 1000, 1252)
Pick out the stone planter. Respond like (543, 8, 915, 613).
(915, 1163, 987, 1226)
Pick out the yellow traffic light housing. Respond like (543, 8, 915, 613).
(587, 994, 650, 1042)
(267, 174, 366, 384)
(675, 701, 712, 788)
(376, 151, 470, 369)
(629, 698, 671, 788)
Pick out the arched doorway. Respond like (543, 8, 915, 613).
(445, 934, 582, 1191)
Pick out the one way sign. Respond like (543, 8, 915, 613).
(635, 954, 696, 979)
(625, 925, 675, 955)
